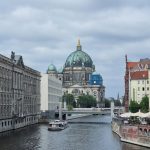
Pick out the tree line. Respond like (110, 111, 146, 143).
(62, 94, 123, 110)
(129, 95, 149, 113)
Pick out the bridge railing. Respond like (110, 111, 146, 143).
(62, 108, 111, 112)
(61, 107, 124, 112)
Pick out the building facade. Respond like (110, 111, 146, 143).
(40, 73, 62, 112)
(46, 40, 105, 107)
(124, 56, 150, 111)
(0, 52, 40, 133)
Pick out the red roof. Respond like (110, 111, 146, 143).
(127, 62, 138, 69)
(130, 71, 148, 80)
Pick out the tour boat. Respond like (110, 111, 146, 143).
(48, 120, 68, 131)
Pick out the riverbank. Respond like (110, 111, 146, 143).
(112, 117, 150, 148)
(1, 115, 148, 150)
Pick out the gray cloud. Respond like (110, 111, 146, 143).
(0, 0, 150, 98)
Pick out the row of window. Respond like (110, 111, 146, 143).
(138, 87, 149, 91)
(138, 80, 149, 84)
(0, 117, 37, 128)
(48, 87, 62, 95)
(0, 66, 12, 79)
(48, 79, 62, 88)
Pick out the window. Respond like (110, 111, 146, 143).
(147, 80, 149, 84)
(142, 87, 145, 91)
(142, 80, 144, 84)
(138, 80, 140, 84)
(147, 87, 149, 91)
(138, 87, 140, 91)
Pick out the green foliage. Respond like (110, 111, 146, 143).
(122, 98, 125, 106)
(104, 99, 110, 108)
(129, 100, 140, 113)
(114, 100, 121, 107)
(62, 94, 76, 108)
(67, 104, 73, 111)
(140, 95, 149, 113)
(77, 95, 97, 108)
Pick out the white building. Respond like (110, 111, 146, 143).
(130, 71, 149, 102)
(129, 59, 150, 110)
(40, 73, 62, 112)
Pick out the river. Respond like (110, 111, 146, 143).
(0, 115, 149, 150)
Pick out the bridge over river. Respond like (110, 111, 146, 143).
(54, 106, 124, 121)
(60, 107, 123, 115)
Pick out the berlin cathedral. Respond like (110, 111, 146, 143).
(47, 40, 105, 107)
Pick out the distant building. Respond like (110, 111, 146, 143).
(124, 56, 150, 112)
(46, 40, 105, 107)
(0, 52, 41, 133)
(40, 73, 62, 112)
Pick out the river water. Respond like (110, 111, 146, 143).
(0, 115, 149, 150)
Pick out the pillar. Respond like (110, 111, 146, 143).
(111, 100, 114, 120)
(59, 102, 62, 120)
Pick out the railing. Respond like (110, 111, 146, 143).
(54, 107, 124, 116)
(62, 107, 123, 112)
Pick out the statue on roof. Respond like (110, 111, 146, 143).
(11, 51, 15, 61)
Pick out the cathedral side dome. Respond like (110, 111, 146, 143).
(64, 40, 93, 68)
(47, 64, 57, 73)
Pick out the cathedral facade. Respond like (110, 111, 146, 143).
(47, 40, 105, 107)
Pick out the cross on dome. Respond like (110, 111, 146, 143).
(77, 39, 82, 51)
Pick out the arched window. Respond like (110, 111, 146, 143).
(144, 129, 147, 136)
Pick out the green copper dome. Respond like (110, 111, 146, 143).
(57, 67, 63, 73)
(65, 40, 93, 68)
(48, 64, 57, 72)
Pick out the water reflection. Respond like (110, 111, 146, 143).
(0, 115, 149, 150)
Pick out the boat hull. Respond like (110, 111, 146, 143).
(48, 120, 68, 131)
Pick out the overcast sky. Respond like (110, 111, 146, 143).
(0, 0, 150, 98)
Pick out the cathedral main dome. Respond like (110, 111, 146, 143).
(64, 40, 93, 68)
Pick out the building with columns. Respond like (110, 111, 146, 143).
(0, 52, 41, 133)
(46, 40, 105, 107)
(124, 56, 150, 112)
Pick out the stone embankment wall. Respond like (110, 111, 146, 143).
(111, 120, 121, 137)
(0, 115, 39, 133)
(112, 118, 150, 148)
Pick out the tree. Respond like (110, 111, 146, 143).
(129, 100, 140, 113)
(62, 94, 76, 108)
(114, 100, 121, 107)
(104, 98, 110, 108)
(77, 95, 97, 108)
(122, 96, 125, 106)
(140, 95, 149, 113)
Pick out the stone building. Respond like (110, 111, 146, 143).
(124, 56, 150, 112)
(63, 40, 105, 107)
(46, 40, 105, 107)
(0, 52, 41, 133)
